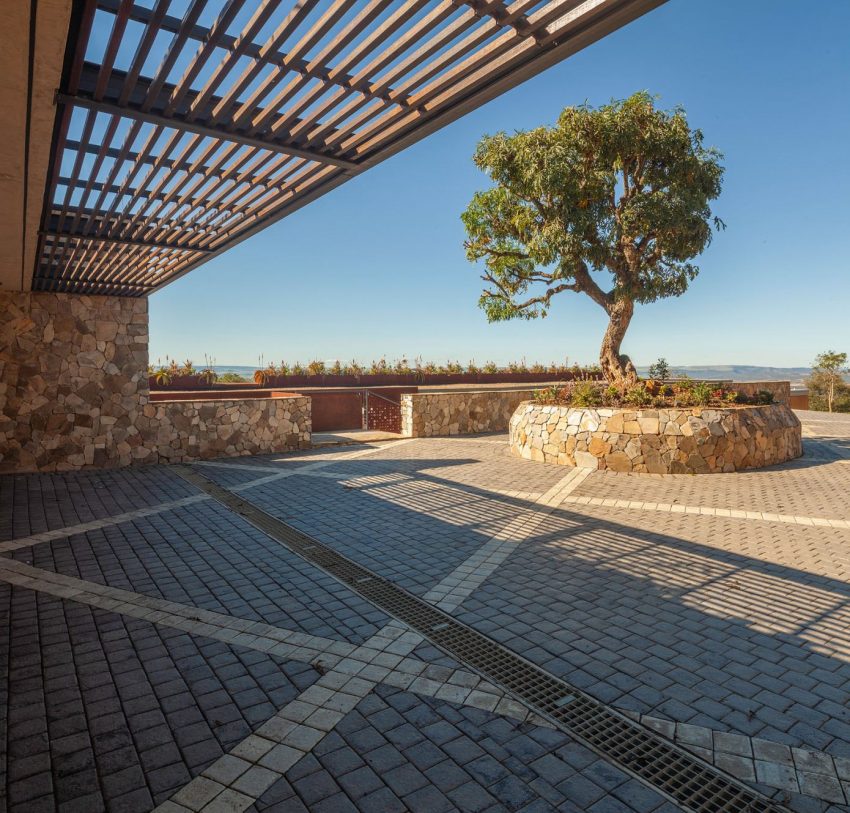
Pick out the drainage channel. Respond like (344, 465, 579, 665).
(174, 464, 786, 813)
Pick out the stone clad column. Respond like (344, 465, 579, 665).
(0, 291, 151, 472)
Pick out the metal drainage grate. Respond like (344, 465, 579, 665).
(175, 465, 785, 813)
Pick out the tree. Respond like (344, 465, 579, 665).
(461, 92, 724, 387)
(806, 351, 849, 412)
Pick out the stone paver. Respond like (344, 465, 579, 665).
(11, 498, 389, 644)
(0, 585, 318, 811)
(3, 419, 850, 812)
(248, 685, 675, 813)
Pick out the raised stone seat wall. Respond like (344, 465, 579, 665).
(509, 402, 802, 474)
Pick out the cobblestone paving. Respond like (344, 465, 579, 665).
(569, 452, 850, 520)
(249, 684, 677, 813)
(453, 503, 850, 757)
(0, 466, 197, 541)
(2, 416, 850, 812)
(0, 585, 318, 812)
(10, 499, 389, 644)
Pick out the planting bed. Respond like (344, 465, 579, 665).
(509, 402, 802, 474)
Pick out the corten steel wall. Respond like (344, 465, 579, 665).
(148, 389, 299, 402)
(732, 381, 791, 405)
(310, 391, 364, 432)
(0, 292, 312, 472)
(790, 391, 809, 410)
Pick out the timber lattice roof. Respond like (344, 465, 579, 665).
(36, 0, 661, 296)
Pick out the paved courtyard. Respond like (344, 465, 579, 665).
(1, 410, 850, 813)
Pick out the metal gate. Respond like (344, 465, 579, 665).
(363, 389, 404, 434)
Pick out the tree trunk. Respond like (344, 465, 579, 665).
(599, 298, 638, 388)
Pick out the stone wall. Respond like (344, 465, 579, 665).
(1, 291, 150, 471)
(401, 390, 535, 437)
(1, 291, 312, 472)
(509, 402, 802, 474)
(142, 396, 311, 463)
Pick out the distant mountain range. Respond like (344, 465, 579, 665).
(637, 365, 814, 386)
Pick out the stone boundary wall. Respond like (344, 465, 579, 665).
(1, 291, 312, 472)
(142, 396, 311, 464)
(509, 402, 802, 474)
(401, 390, 535, 437)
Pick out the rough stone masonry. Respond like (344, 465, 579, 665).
(0, 292, 310, 472)
(509, 402, 802, 473)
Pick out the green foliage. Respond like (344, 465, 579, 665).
(219, 372, 246, 383)
(154, 367, 171, 385)
(691, 381, 713, 406)
(571, 381, 603, 407)
(533, 385, 563, 403)
(463, 92, 724, 319)
(648, 357, 670, 380)
(483, 360, 498, 374)
(307, 360, 326, 376)
(624, 384, 652, 407)
(807, 350, 850, 412)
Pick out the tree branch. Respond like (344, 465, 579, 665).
(572, 261, 612, 311)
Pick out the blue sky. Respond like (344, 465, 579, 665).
(149, 0, 850, 369)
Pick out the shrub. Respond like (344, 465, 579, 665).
(625, 384, 652, 407)
(692, 381, 713, 406)
(533, 385, 562, 403)
(307, 359, 326, 376)
(219, 372, 246, 383)
(756, 389, 775, 405)
(571, 381, 603, 407)
(483, 361, 498, 374)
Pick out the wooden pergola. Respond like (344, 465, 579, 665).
(35, 0, 664, 296)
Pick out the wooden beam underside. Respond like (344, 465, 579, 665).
(36, 0, 666, 296)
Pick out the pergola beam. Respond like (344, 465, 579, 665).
(33, 0, 667, 296)
(56, 92, 359, 171)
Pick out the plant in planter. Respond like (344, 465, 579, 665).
(154, 366, 171, 386)
(307, 359, 326, 376)
(462, 92, 724, 388)
(483, 361, 498, 374)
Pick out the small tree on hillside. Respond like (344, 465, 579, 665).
(462, 92, 724, 387)
(807, 351, 849, 412)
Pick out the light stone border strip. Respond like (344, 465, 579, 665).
(0, 556, 522, 721)
(561, 493, 850, 530)
(0, 494, 211, 553)
(157, 466, 588, 812)
(1, 553, 842, 809)
(0, 440, 418, 554)
(627, 712, 850, 805)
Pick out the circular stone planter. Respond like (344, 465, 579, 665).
(509, 402, 802, 474)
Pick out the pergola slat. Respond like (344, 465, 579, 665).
(36, 0, 665, 295)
